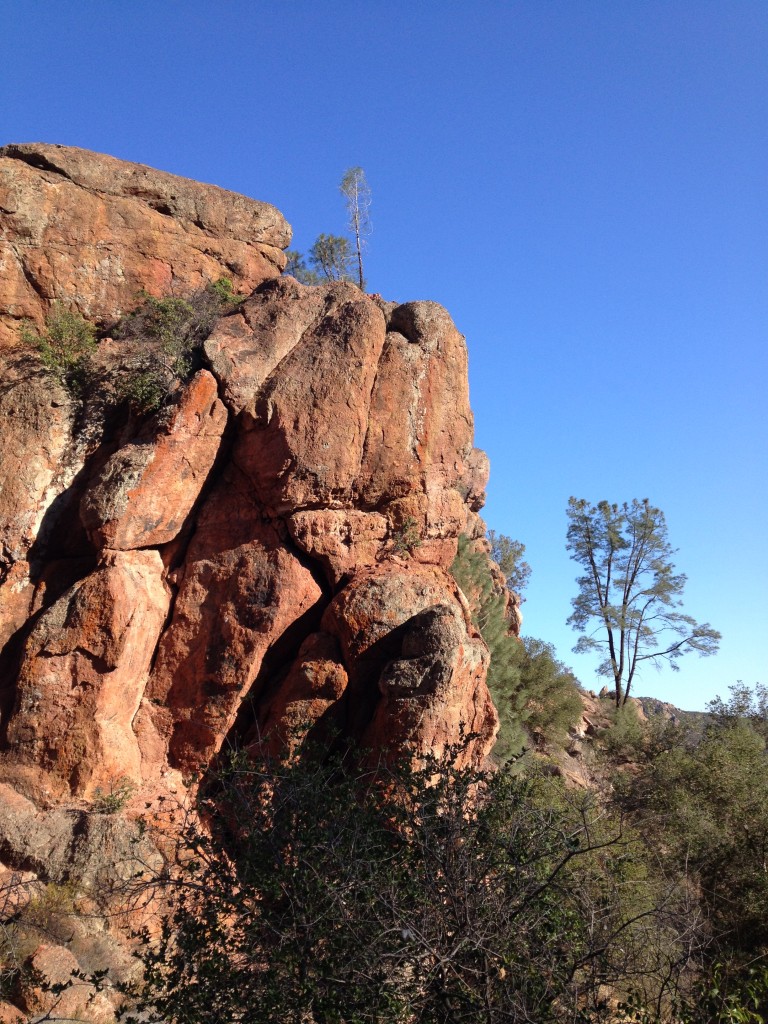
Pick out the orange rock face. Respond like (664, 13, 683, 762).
(0, 145, 510, 1020)
(0, 369, 74, 584)
(0, 144, 498, 815)
(80, 370, 227, 550)
(234, 283, 388, 511)
(322, 564, 498, 765)
(0, 143, 289, 348)
(144, 502, 325, 773)
(1, 549, 170, 800)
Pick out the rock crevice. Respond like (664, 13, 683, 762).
(0, 143, 497, 809)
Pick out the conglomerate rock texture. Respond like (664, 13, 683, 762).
(0, 144, 499, 1017)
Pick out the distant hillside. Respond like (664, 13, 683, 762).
(636, 694, 711, 735)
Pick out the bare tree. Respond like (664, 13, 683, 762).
(340, 167, 372, 290)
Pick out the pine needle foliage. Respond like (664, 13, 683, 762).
(451, 536, 582, 760)
(566, 498, 720, 706)
(451, 535, 526, 759)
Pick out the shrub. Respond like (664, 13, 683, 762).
(92, 777, 134, 814)
(599, 702, 650, 761)
(207, 275, 246, 305)
(451, 536, 582, 759)
(0, 874, 38, 1001)
(517, 637, 584, 745)
(21, 303, 97, 397)
(113, 279, 241, 414)
(612, 685, 768, 1021)
(390, 515, 422, 556)
(451, 534, 526, 759)
(21, 881, 79, 943)
(124, 742, 687, 1024)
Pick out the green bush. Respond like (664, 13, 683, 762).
(21, 303, 97, 397)
(517, 637, 584, 745)
(92, 777, 134, 814)
(115, 367, 168, 416)
(113, 279, 240, 414)
(207, 275, 246, 305)
(599, 702, 650, 761)
(390, 515, 422, 556)
(612, 684, 768, 1020)
(451, 535, 526, 759)
(451, 535, 582, 760)
(0, 874, 39, 1001)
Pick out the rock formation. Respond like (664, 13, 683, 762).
(0, 143, 288, 349)
(0, 144, 500, 1017)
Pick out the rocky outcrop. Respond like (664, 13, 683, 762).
(0, 145, 496, 794)
(0, 142, 289, 348)
(80, 370, 227, 550)
(0, 145, 500, 1016)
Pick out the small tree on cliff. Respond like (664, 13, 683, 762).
(284, 168, 371, 289)
(21, 303, 97, 397)
(340, 166, 372, 290)
(566, 498, 720, 706)
(487, 529, 532, 597)
(307, 233, 357, 283)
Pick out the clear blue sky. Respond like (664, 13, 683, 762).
(3, 1, 766, 710)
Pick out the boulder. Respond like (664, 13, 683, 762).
(321, 564, 498, 763)
(234, 285, 388, 512)
(0, 366, 74, 584)
(142, 473, 325, 772)
(80, 370, 227, 550)
(1, 549, 170, 799)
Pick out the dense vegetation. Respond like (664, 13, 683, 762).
(123, 688, 768, 1023)
(22, 276, 244, 413)
(613, 683, 768, 1014)
(123, 744, 679, 1023)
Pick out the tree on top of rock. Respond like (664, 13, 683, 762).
(285, 167, 372, 290)
(340, 166, 372, 290)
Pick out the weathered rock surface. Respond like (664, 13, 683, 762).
(1, 549, 170, 800)
(288, 508, 389, 586)
(0, 367, 74, 585)
(234, 284, 389, 511)
(322, 564, 497, 763)
(0, 144, 507, 1020)
(80, 370, 227, 550)
(0, 143, 289, 348)
(203, 274, 344, 413)
(143, 494, 325, 773)
(0, 143, 498, 795)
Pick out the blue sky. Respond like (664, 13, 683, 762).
(2, 1, 766, 709)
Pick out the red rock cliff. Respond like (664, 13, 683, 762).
(0, 144, 498, 819)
